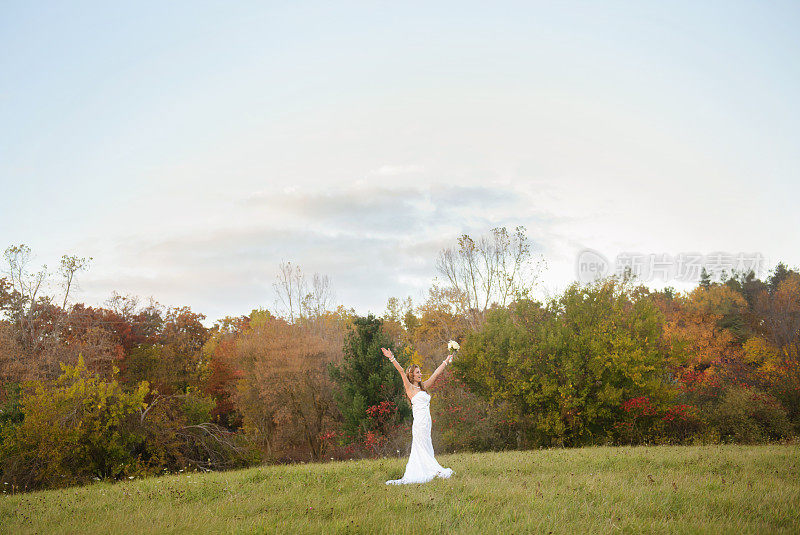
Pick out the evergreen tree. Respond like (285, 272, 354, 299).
(328, 314, 409, 440)
(699, 267, 712, 289)
(726, 269, 767, 313)
(767, 262, 791, 294)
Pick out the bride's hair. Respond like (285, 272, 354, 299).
(405, 365, 426, 392)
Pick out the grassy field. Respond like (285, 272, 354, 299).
(1, 444, 798, 534)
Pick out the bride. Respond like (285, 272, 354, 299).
(381, 347, 454, 485)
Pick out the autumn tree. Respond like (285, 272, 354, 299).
(233, 310, 342, 460)
(411, 285, 470, 371)
(382, 296, 414, 348)
(120, 306, 208, 395)
(754, 270, 800, 428)
(0, 321, 24, 383)
(656, 285, 747, 409)
(104, 292, 165, 348)
(198, 313, 252, 429)
(203, 335, 243, 429)
(656, 274, 797, 439)
(1, 244, 91, 355)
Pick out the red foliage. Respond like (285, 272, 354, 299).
(319, 430, 337, 442)
(621, 396, 657, 417)
(365, 400, 396, 420)
(205, 338, 243, 428)
(661, 404, 697, 422)
(365, 400, 399, 434)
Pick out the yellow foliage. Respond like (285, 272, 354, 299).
(743, 337, 784, 376)
(687, 284, 747, 316)
(409, 349, 424, 367)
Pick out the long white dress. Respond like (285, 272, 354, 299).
(385, 390, 454, 485)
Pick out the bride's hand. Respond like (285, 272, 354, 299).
(381, 347, 394, 360)
(445, 354, 454, 364)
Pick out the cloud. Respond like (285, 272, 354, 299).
(369, 164, 426, 176)
(74, 182, 570, 323)
(241, 182, 544, 237)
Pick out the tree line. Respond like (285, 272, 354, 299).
(1, 230, 798, 492)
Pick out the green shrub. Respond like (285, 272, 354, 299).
(181, 390, 216, 426)
(711, 386, 792, 443)
(0, 356, 149, 490)
(0, 358, 260, 492)
(0, 382, 23, 432)
(455, 279, 675, 448)
(430, 374, 511, 452)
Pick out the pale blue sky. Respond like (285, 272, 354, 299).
(2, 1, 798, 324)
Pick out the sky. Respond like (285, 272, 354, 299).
(1, 1, 799, 325)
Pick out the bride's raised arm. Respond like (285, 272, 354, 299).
(381, 348, 411, 388)
(422, 355, 453, 390)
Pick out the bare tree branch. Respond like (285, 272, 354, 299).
(435, 226, 544, 327)
(273, 261, 306, 322)
(273, 261, 335, 324)
(59, 254, 92, 310)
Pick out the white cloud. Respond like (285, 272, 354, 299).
(71, 182, 570, 324)
(370, 164, 426, 176)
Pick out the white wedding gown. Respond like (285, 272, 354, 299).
(385, 390, 453, 485)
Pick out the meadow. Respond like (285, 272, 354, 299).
(1, 443, 798, 534)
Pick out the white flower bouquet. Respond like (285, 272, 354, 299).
(446, 340, 459, 364)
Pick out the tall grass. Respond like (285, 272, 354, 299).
(1, 444, 798, 534)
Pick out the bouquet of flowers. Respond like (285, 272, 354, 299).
(446, 340, 459, 363)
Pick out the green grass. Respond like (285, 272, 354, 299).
(1, 444, 798, 534)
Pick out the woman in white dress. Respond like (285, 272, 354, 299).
(381, 347, 454, 485)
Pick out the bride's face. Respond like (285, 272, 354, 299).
(413, 367, 422, 383)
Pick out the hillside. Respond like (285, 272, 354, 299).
(1, 444, 798, 534)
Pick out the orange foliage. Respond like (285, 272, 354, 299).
(232, 311, 344, 461)
(411, 285, 469, 371)
(657, 291, 742, 392)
